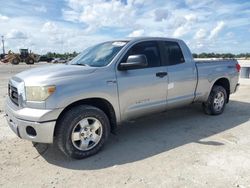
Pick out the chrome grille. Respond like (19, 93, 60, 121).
(8, 84, 19, 106)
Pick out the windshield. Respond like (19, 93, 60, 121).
(69, 41, 128, 67)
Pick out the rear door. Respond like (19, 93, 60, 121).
(160, 41, 197, 108)
(116, 41, 168, 121)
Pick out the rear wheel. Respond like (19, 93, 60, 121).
(202, 85, 227, 115)
(26, 58, 34, 64)
(55, 105, 110, 159)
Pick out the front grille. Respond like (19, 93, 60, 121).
(8, 84, 19, 106)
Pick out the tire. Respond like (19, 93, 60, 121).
(11, 58, 19, 65)
(26, 58, 34, 64)
(55, 105, 110, 159)
(202, 85, 227, 115)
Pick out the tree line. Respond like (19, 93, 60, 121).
(44, 51, 79, 60)
(192, 53, 250, 59)
(42, 52, 250, 60)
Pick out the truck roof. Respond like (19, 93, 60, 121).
(113, 37, 182, 43)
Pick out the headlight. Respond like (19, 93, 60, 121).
(17, 82, 25, 100)
(26, 86, 56, 101)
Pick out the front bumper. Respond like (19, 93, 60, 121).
(4, 98, 59, 143)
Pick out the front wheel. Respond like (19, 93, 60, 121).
(202, 85, 227, 115)
(55, 105, 110, 159)
(11, 58, 19, 65)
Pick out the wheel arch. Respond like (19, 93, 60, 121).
(212, 77, 230, 103)
(55, 97, 117, 135)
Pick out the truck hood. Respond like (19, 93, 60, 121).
(13, 64, 97, 85)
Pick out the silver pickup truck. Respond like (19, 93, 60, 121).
(5, 37, 240, 159)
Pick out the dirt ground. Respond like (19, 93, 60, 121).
(0, 63, 250, 188)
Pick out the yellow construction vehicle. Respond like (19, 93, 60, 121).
(2, 49, 37, 65)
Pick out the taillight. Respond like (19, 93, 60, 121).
(236, 63, 241, 72)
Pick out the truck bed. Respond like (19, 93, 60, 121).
(195, 59, 237, 64)
(194, 59, 239, 102)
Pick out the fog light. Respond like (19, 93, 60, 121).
(26, 126, 37, 137)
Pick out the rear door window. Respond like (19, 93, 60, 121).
(162, 41, 185, 66)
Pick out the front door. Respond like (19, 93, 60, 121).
(116, 41, 168, 121)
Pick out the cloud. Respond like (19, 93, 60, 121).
(208, 21, 225, 40)
(6, 29, 28, 39)
(128, 29, 145, 37)
(194, 29, 207, 40)
(154, 9, 169, 22)
(0, 0, 249, 54)
(192, 22, 225, 50)
(173, 13, 198, 37)
(61, 9, 79, 22)
(127, 0, 146, 6)
(185, 0, 215, 9)
(173, 26, 187, 37)
(0, 15, 112, 53)
(0, 14, 9, 21)
(61, 0, 248, 53)
(35, 5, 47, 13)
(63, 0, 136, 31)
(184, 14, 197, 22)
(49, 35, 64, 45)
(41, 21, 58, 33)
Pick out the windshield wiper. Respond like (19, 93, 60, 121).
(72, 63, 88, 66)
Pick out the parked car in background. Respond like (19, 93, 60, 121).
(5, 37, 240, 159)
(51, 58, 67, 64)
(38, 55, 54, 63)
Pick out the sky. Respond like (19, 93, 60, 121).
(0, 0, 249, 54)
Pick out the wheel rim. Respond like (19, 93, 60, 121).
(213, 91, 225, 111)
(71, 117, 103, 151)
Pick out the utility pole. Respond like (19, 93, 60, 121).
(1, 36, 5, 55)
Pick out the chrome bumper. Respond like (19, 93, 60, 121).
(4, 98, 57, 143)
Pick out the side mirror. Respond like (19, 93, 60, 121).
(119, 55, 148, 70)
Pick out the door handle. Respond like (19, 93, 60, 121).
(156, 72, 168, 78)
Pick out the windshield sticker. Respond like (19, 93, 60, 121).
(112, 42, 126, 47)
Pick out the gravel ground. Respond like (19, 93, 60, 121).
(0, 63, 250, 188)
